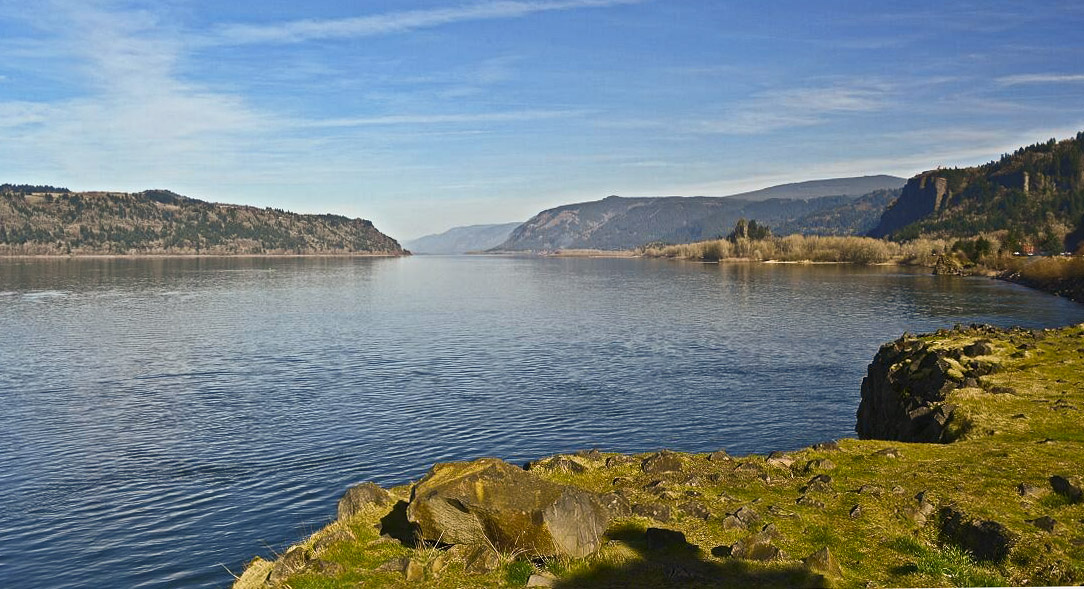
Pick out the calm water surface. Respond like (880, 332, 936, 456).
(1, 256, 1082, 588)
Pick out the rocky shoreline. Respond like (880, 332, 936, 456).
(234, 324, 1084, 588)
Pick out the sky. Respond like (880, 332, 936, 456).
(1, 1, 1083, 240)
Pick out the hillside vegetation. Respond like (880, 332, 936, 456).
(0, 185, 404, 256)
(869, 132, 1084, 251)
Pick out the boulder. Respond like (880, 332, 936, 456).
(707, 449, 731, 462)
(1027, 516, 1057, 533)
(803, 546, 843, 578)
(964, 340, 995, 356)
(598, 492, 631, 517)
(631, 502, 672, 522)
(233, 558, 273, 589)
(856, 337, 969, 443)
(526, 571, 558, 587)
(938, 507, 1015, 562)
(801, 474, 833, 494)
(1050, 475, 1083, 503)
(730, 529, 785, 562)
(526, 456, 587, 474)
(805, 459, 836, 472)
(641, 451, 685, 474)
(406, 458, 609, 558)
(337, 482, 392, 520)
(679, 501, 710, 521)
(268, 546, 310, 585)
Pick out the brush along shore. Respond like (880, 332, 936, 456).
(235, 324, 1084, 588)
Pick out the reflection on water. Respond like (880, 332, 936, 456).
(1, 256, 1081, 588)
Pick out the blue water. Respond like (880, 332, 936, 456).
(1, 256, 1081, 588)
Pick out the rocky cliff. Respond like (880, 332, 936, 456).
(867, 131, 1084, 248)
(867, 174, 948, 238)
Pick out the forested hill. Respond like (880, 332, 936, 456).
(0, 185, 405, 256)
(869, 132, 1084, 251)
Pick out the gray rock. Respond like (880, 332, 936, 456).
(811, 441, 840, 452)
(337, 482, 392, 520)
(802, 474, 833, 493)
(849, 504, 862, 518)
(796, 495, 825, 509)
(312, 529, 355, 554)
(526, 571, 558, 587)
(707, 449, 731, 462)
(679, 501, 710, 521)
(873, 447, 901, 458)
(803, 546, 843, 578)
(730, 529, 785, 562)
(526, 456, 587, 474)
(1017, 483, 1042, 498)
(406, 458, 609, 558)
(938, 507, 1016, 562)
(642, 451, 685, 474)
(733, 506, 760, 526)
(233, 558, 273, 589)
(375, 557, 409, 572)
(632, 502, 672, 523)
(268, 546, 310, 585)
(964, 340, 995, 356)
(599, 492, 631, 517)
(605, 455, 636, 468)
(404, 558, 425, 582)
(1050, 475, 1083, 503)
(1027, 516, 1057, 533)
(766, 452, 795, 468)
(805, 459, 836, 472)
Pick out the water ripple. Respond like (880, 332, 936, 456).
(1, 256, 1082, 589)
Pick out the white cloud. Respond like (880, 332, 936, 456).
(695, 84, 890, 135)
(207, 0, 645, 46)
(996, 73, 1084, 86)
(299, 109, 587, 128)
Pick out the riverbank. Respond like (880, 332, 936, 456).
(234, 324, 1084, 588)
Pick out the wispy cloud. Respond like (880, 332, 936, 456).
(299, 109, 587, 128)
(695, 84, 890, 134)
(207, 0, 644, 45)
(996, 73, 1084, 86)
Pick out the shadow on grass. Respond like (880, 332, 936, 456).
(552, 524, 828, 589)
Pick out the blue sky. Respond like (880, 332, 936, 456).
(2, 1, 1083, 239)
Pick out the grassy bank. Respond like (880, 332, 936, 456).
(236, 324, 1084, 588)
(1002, 257, 1084, 303)
(639, 235, 950, 265)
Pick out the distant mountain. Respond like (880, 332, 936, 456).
(0, 186, 405, 256)
(775, 189, 901, 236)
(403, 222, 521, 254)
(868, 132, 1084, 251)
(725, 175, 905, 201)
(493, 177, 906, 251)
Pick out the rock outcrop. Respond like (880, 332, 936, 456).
(405, 458, 610, 558)
(856, 328, 998, 442)
(868, 174, 948, 238)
